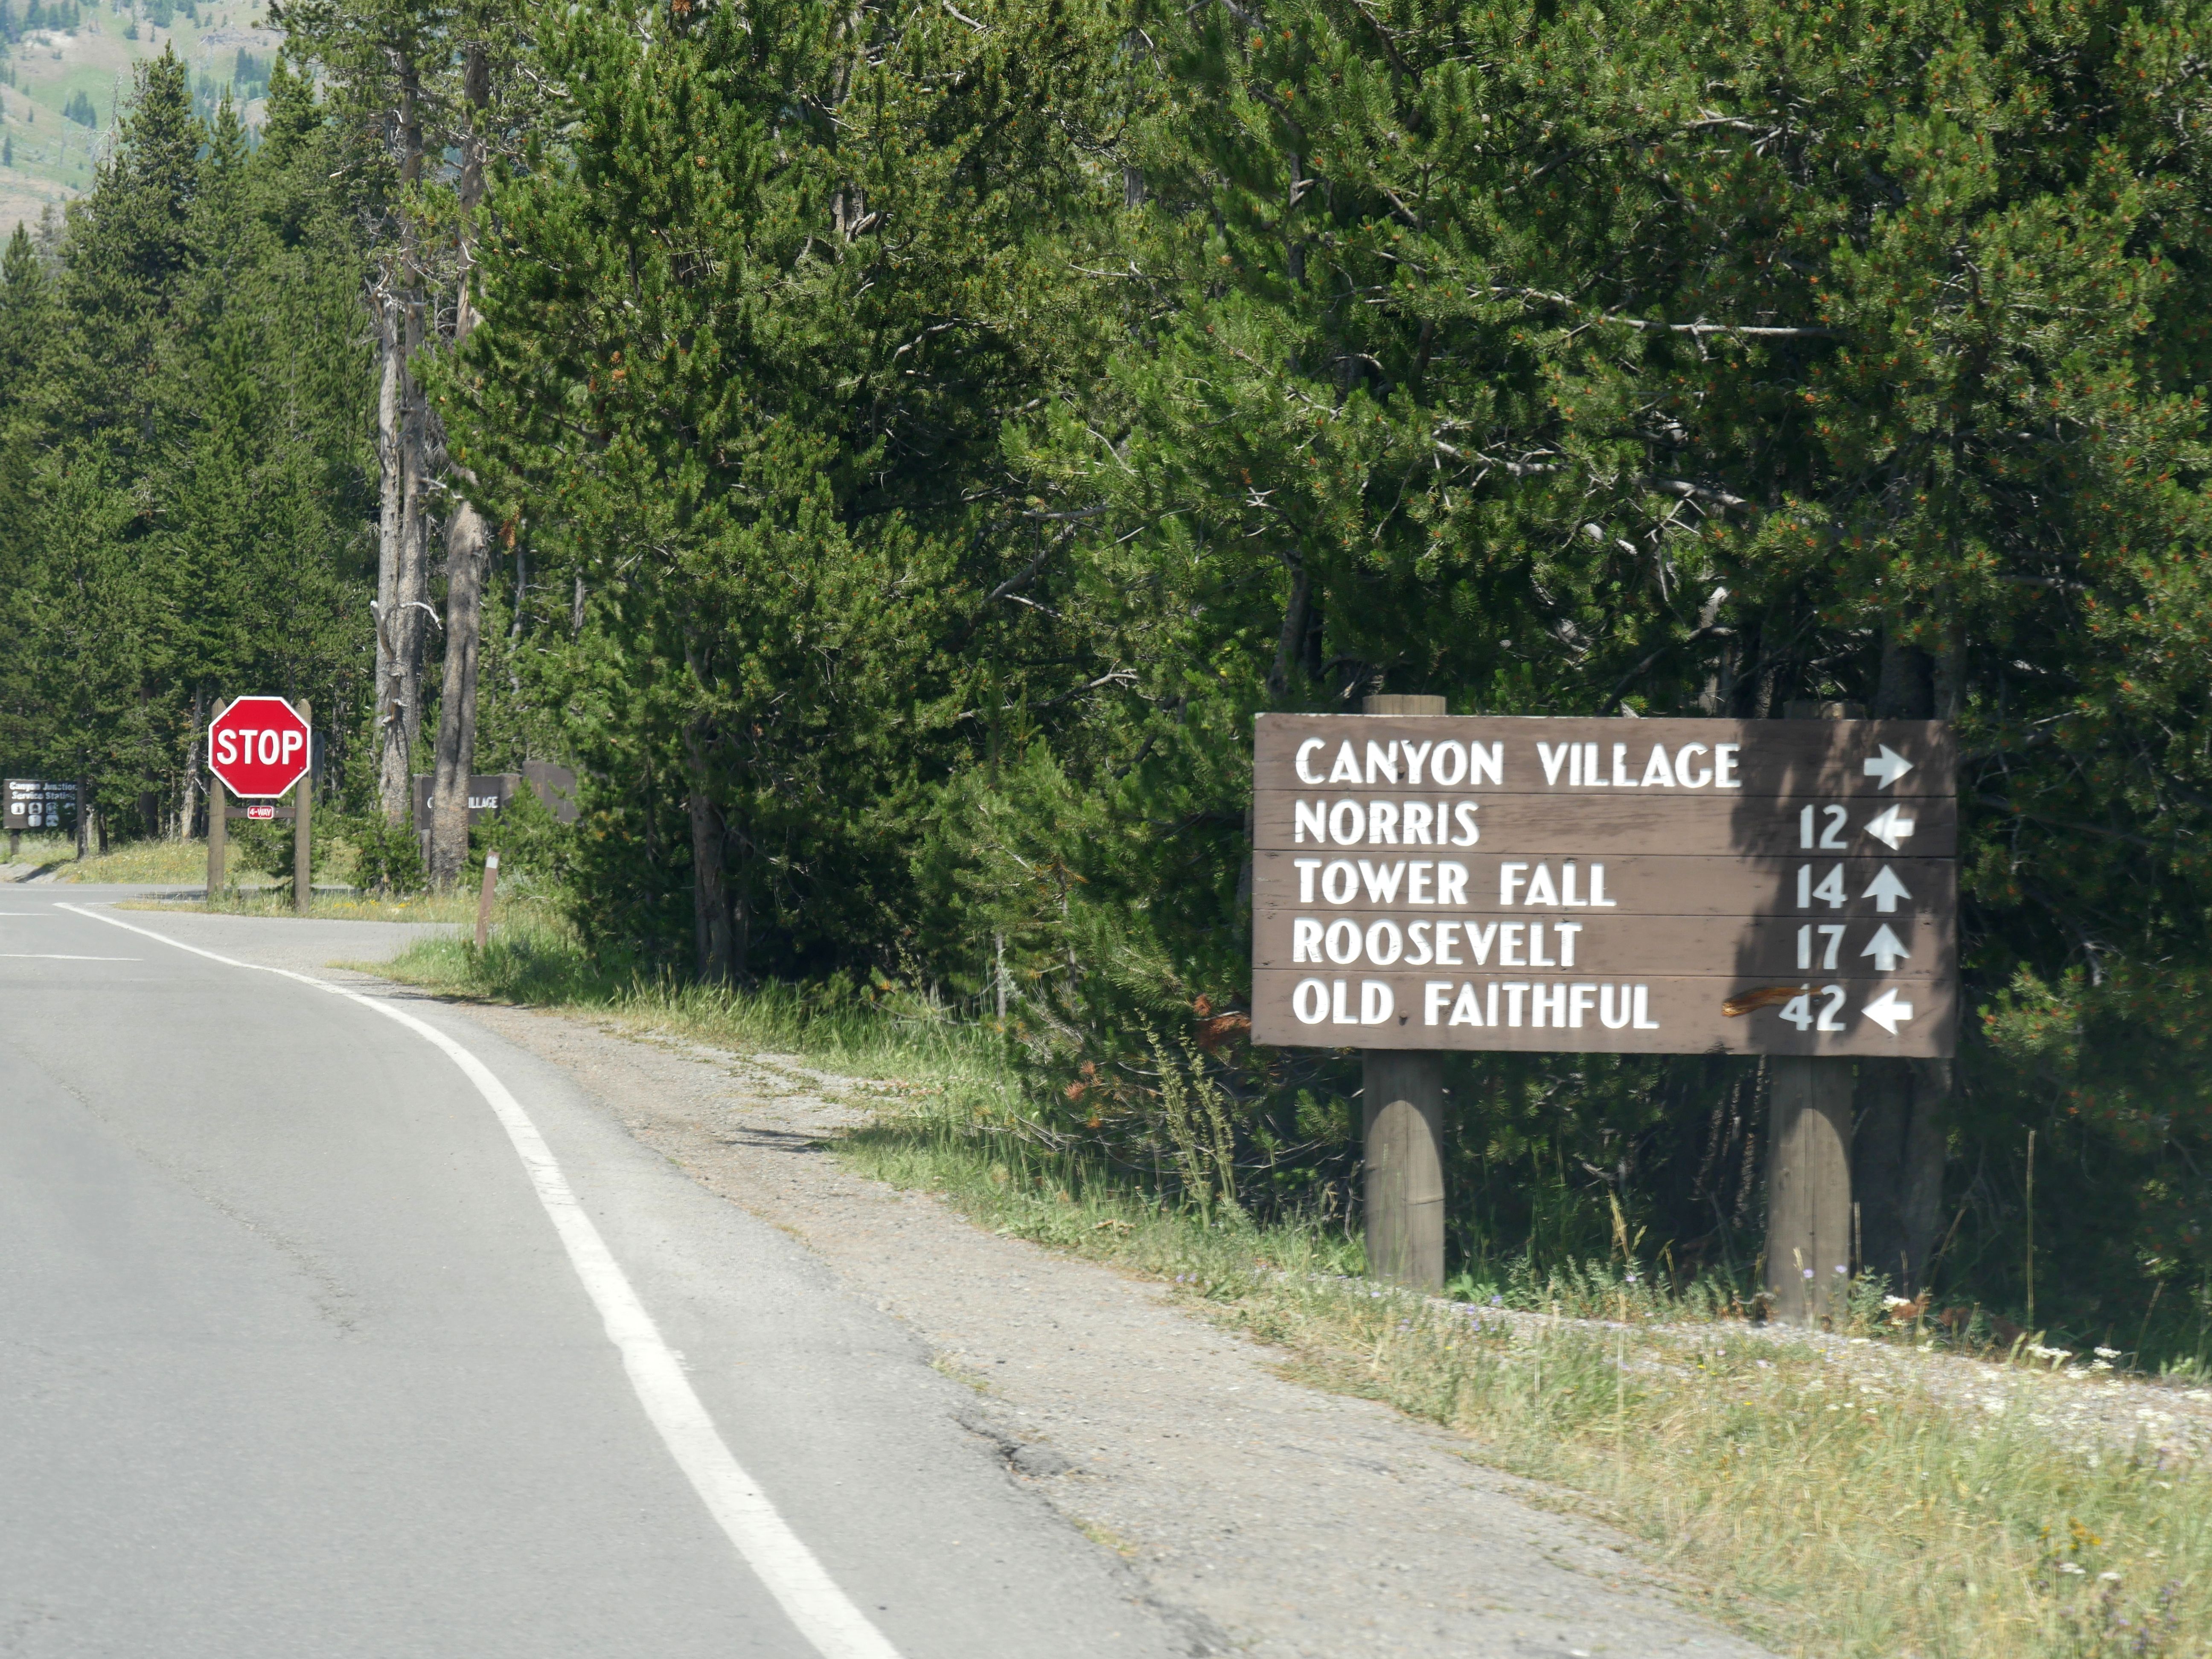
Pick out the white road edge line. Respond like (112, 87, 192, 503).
(55, 903, 902, 1659)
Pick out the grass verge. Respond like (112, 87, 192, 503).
(9, 835, 215, 884)
(127, 887, 515, 925)
(370, 926, 2212, 1659)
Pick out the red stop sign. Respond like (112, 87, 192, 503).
(209, 696, 311, 799)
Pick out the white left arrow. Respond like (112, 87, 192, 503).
(1862, 987, 1915, 1034)
(1863, 745, 1915, 790)
(1863, 804, 1917, 850)
(1859, 923, 1911, 972)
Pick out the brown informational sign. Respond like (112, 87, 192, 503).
(4, 779, 79, 833)
(411, 765, 581, 833)
(1249, 716, 1957, 1057)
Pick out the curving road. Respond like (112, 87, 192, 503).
(0, 893, 1184, 1659)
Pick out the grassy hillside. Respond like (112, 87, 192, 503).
(0, 2, 278, 235)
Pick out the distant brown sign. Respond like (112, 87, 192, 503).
(1249, 716, 1957, 1057)
(411, 764, 579, 833)
(4, 779, 78, 833)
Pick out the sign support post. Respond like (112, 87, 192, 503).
(207, 775, 227, 897)
(293, 700, 314, 915)
(1361, 694, 1450, 1291)
(1765, 701, 1860, 1327)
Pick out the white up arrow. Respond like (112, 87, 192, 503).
(1863, 803, 1917, 850)
(1863, 745, 1915, 790)
(1862, 866, 1912, 914)
(1862, 987, 1916, 1034)
(1859, 923, 1912, 972)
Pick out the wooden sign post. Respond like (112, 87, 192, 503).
(1250, 712, 1957, 1314)
(207, 774, 227, 897)
(1357, 695, 1452, 1289)
(293, 699, 313, 917)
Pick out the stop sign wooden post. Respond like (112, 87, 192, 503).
(206, 697, 313, 909)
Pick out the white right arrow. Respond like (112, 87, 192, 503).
(1863, 865, 1912, 913)
(1863, 745, 1915, 790)
(1860, 923, 1911, 972)
(1863, 804, 1917, 850)
(1863, 987, 1915, 1034)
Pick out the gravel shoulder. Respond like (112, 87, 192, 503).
(447, 999, 1770, 1659)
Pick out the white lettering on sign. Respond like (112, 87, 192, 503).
(1295, 739, 1326, 783)
(1366, 742, 1398, 785)
(1359, 860, 1403, 903)
(1329, 743, 1361, 783)
(1520, 741, 1738, 791)
(1294, 857, 1321, 901)
(1797, 864, 1848, 908)
(1417, 981, 1659, 1030)
(1366, 921, 1403, 965)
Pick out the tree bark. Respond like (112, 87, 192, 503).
(427, 505, 486, 888)
(373, 288, 410, 823)
(1267, 555, 1311, 700)
(375, 49, 431, 828)
(685, 722, 735, 984)
(426, 42, 492, 891)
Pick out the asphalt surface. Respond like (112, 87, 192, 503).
(0, 891, 1185, 1659)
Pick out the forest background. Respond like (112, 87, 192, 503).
(4, 0, 2212, 1362)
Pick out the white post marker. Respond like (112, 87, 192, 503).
(476, 851, 499, 953)
(55, 902, 903, 1659)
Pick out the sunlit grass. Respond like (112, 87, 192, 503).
(366, 921, 2212, 1659)
(15, 835, 218, 884)
(130, 885, 518, 925)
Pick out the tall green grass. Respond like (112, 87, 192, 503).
(372, 923, 2212, 1659)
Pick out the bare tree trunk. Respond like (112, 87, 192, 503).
(427, 42, 492, 891)
(375, 51, 432, 829)
(373, 288, 410, 824)
(179, 687, 204, 840)
(427, 506, 486, 887)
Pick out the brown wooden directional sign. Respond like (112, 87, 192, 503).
(1249, 716, 1957, 1057)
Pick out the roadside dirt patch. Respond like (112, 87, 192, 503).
(453, 1000, 1770, 1659)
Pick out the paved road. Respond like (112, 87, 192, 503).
(0, 893, 1184, 1659)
